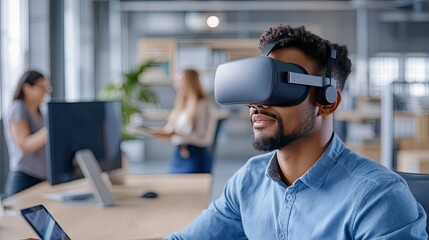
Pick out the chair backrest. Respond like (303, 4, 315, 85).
(397, 171, 429, 234)
(209, 117, 226, 160)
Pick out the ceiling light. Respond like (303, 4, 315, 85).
(206, 15, 220, 28)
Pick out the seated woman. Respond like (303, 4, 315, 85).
(152, 69, 216, 174)
(3, 70, 51, 198)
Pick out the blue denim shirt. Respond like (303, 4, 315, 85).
(166, 134, 427, 239)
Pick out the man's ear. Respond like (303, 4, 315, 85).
(317, 91, 342, 116)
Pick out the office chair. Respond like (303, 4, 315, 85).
(209, 117, 226, 161)
(396, 171, 429, 235)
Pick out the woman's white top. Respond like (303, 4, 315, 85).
(169, 99, 217, 148)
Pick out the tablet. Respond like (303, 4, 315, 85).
(127, 124, 155, 138)
(20, 204, 71, 240)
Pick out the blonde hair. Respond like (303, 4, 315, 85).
(167, 69, 208, 126)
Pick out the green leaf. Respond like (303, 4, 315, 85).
(98, 59, 159, 140)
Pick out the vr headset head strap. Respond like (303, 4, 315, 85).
(317, 41, 337, 104)
(262, 39, 337, 81)
(324, 41, 337, 80)
(261, 41, 282, 56)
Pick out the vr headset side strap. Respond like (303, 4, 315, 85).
(287, 72, 335, 88)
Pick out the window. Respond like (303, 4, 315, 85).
(369, 54, 429, 97)
(405, 57, 429, 83)
(405, 57, 429, 97)
(0, 0, 27, 117)
(369, 56, 399, 95)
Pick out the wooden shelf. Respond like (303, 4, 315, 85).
(179, 39, 260, 60)
(140, 77, 171, 85)
(348, 142, 381, 162)
(138, 39, 177, 81)
(335, 110, 380, 122)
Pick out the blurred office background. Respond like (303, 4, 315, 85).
(1, 0, 429, 199)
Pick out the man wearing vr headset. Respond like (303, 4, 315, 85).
(165, 24, 427, 239)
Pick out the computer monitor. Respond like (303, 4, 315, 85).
(45, 101, 122, 186)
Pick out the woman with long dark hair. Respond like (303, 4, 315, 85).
(3, 70, 52, 197)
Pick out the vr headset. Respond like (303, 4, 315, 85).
(214, 41, 337, 106)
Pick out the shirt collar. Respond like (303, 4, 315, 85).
(265, 133, 345, 190)
(266, 153, 282, 182)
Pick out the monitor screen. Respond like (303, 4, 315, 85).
(46, 101, 122, 185)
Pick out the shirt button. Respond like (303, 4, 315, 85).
(278, 232, 286, 240)
(286, 194, 293, 201)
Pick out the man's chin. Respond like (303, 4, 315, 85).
(253, 129, 275, 139)
(252, 136, 278, 152)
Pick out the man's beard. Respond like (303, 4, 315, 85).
(252, 106, 316, 152)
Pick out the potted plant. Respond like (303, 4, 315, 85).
(98, 59, 158, 140)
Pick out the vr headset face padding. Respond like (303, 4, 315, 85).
(214, 56, 310, 106)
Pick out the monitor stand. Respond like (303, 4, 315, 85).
(63, 149, 116, 207)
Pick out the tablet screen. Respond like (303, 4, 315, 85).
(21, 204, 71, 240)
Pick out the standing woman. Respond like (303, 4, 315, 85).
(153, 69, 216, 173)
(3, 70, 51, 198)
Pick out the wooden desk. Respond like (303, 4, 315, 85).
(0, 174, 211, 240)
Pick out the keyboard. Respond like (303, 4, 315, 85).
(44, 192, 95, 202)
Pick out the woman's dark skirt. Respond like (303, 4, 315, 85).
(169, 144, 212, 174)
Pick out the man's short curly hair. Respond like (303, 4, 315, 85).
(259, 24, 352, 92)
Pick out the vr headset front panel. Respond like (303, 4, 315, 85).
(214, 56, 310, 106)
